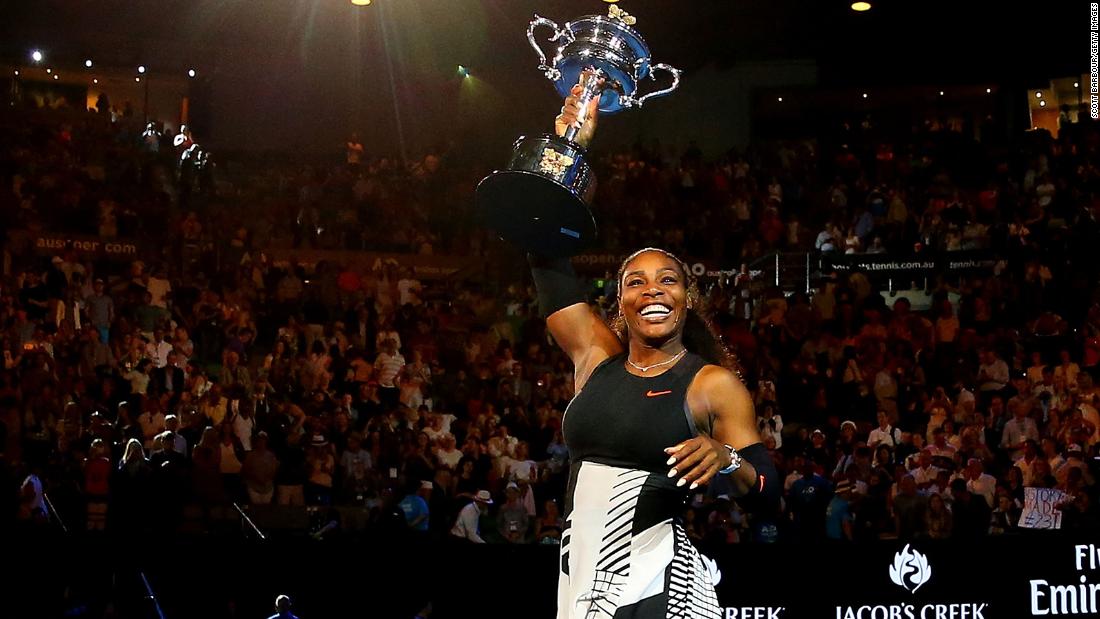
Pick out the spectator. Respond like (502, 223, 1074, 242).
(451, 489, 492, 543)
(242, 432, 279, 505)
(374, 338, 405, 409)
(924, 492, 953, 540)
(268, 595, 299, 619)
(84, 279, 114, 344)
(893, 474, 928, 540)
(305, 434, 335, 505)
(949, 478, 991, 539)
(497, 481, 530, 543)
(398, 480, 433, 533)
(757, 404, 783, 450)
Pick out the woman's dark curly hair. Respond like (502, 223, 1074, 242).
(609, 247, 742, 377)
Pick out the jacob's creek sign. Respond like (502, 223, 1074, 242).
(835, 545, 990, 619)
(723, 608, 785, 618)
(836, 605, 988, 619)
(1029, 544, 1100, 615)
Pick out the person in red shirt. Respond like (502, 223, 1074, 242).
(84, 438, 112, 531)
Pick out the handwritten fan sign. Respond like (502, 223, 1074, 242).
(1020, 487, 1068, 530)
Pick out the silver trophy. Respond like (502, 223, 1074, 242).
(476, 5, 681, 257)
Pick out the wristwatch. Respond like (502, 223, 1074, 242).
(718, 444, 743, 475)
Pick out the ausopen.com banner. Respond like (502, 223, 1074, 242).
(711, 534, 1100, 619)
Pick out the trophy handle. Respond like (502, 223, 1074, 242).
(528, 14, 572, 81)
(622, 63, 682, 108)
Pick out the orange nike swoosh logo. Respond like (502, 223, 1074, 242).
(646, 390, 673, 397)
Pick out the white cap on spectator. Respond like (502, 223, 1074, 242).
(506, 481, 519, 492)
(474, 489, 493, 504)
(1067, 444, 1084, 454)
(420, 480, 434, 490)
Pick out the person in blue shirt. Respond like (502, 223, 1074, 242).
(398, 480, 433, 532)
(788, 459, 834, 541)
(825, 480, 856, 540)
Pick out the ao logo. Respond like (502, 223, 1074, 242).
(888, 544, 932, 594)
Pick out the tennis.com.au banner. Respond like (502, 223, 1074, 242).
(710, 534, 1100, 618)
(820, 250, 1000, 278)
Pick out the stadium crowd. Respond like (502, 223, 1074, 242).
(2, 90, 1099, 552)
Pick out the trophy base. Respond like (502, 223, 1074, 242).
(476, 133, 597, 258)
(477, 170, 597, 258)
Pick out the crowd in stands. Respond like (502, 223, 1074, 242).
(2, 90, 1100, 552)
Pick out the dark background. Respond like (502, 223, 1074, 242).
(9, 530, 1099, 619)
(0, 1, 1088, 156)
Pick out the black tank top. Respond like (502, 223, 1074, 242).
(563, 351, 709, 473)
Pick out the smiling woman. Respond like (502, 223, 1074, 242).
(531, 233, 780, 618)
(610, 247, 740, 375)
(518, 82, 781, 619)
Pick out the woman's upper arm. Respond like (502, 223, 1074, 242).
(690, 366, 761, 447)
(546, 303, 622, 388)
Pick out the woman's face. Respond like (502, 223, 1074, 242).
(619, 251, 689, 344)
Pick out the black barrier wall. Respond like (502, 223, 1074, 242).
(8, 531, 1100, 619)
